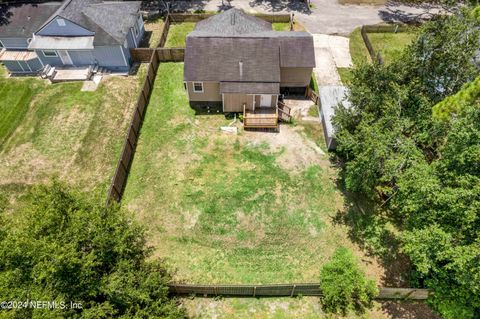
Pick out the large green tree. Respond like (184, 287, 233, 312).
(0, 182, 185, 319)
(333, 6, 480, 318)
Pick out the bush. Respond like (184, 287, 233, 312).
(319, 247, 378, 315)
(0, 181, 185, 319)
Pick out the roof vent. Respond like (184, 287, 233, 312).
(27, 16, 31, 21)
(231, 12, 236, 25)
(239, 60, 243, 78)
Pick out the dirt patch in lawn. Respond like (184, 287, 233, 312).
(243, 125, 325, 172)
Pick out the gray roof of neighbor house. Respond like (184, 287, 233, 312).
(37, 0, 141, 46)
(194, 8, 272, 36)
(184, 8, 315, 83)
(0, 3, 61, 38)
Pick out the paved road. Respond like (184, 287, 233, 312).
(173, 0, 441, 35)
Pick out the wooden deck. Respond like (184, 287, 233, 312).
(243, 106, 278, 129)
(51, 66, 92, 83)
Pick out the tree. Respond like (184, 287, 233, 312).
(0, 181, 185, 319)
(319, 247, 378, 315)
(333, 6, 480, 318)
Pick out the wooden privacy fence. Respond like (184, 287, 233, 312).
(131, 48, 185, 63)
(168, 12, 292, 23)
(155, 12, 293, 49)
(107, 52, 160, 203)
(168, 284, 431, 300)
(361, 25, 384, 65)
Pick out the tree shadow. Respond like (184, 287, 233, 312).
(379, 300, 441, 319)
(379, 2, 439, 24)
(330, 156, 412, 288)
(248, 0, 311, 14)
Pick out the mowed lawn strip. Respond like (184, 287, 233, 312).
(0, 65, 147, 197)
(164, 22, 196, 47)
(123, 63, 381, 284)
(0, 76, 42, 149)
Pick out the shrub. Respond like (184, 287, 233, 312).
(319, 247, 378, 315)
(0, 181, 185, 319)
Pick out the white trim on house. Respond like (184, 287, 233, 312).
(131, 28, 138, 48)
(58, 50, 73, 65)
(42, 50, 58, 57)
(193, 81, 204, 93)
(120, 45, 128, 66)
(222, 93, 225, 112)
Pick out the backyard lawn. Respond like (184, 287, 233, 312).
(122, 62, 383, 285)
(0, 65, 146, 200)
(165, 22, 196, 47)
(141, 18, 165, 48)
(368, 30, 417, 65)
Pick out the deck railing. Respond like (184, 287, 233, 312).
(243, 104, 278, 129)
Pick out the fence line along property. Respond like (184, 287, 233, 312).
(168, 284, 431, 300)
(107, 51, 160, 203)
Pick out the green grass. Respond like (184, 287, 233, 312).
(368, 31, 417, 65)
(122, 63, 380, 284)
(0, 76, 42, 150)
(272, 22, 291, 31)
(337, 27, 371, 85)
(165, 22, 196, 47)
(142, 18, 165, 48)
(0, 65, 146, 199)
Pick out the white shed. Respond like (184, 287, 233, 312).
(319, 86, 351, 151)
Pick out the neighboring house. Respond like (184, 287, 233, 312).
(0, 0, 144, 75)
(183, 9, 315, 128)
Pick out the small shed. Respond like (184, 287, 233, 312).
(319, 86, 351, 151)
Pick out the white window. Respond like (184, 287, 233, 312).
(42, 50, 58, 57)
(57, 18, 66, 26)
(193, 82, 203, 93)
(0, 40, 4, 48)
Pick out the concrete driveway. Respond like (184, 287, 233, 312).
(312, 34, 352, 86)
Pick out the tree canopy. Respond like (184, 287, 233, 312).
(0, 181, 185, 319)
(333, 6, 480, 318)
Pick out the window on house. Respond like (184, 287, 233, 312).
(57, 18, 66, 26)
(193, 82, 203, 93)
(42, 50, 58, 57)
(183, 82, 187, 90)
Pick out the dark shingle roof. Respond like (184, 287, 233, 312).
(220, 82, 279, 94)
(184, 9, 315, 82)
(194, 8, 271, 36)
(185, 37, 280, 82)
(38, 0, 141, 45)
(0, 3, 61, 38)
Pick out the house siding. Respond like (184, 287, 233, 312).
(68, 50, 95, 65)
(0, 38, 29, 49)
(3, 61, 24, 73)
(93, 46, 128, 71)
(280, 67, 312, 87)
(187, 82, 222, 102)
(223, 93, 254, 113)
(3, 58, 42, 73)
(35, 49, 63, 66)
(37, 16, 94, 36)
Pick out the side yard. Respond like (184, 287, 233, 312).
(0, 65, 146, 200)
(337, 26, 418, 84)
(122, 62, 384, 285)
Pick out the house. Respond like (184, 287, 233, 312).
(0, 0, 144, 75)
(183, 9, 316, 129)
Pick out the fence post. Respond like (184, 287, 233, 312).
(290, 284, 296, 297)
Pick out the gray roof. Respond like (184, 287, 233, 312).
(184, 9, 315, 83)
(0, 3, 61, 38)
(194, 8, 272, 36)
(37, 0, 141, 46)
(220, 82, 280, 94)
(319, 86, 351, 139)
(185, 37, 281, 82)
